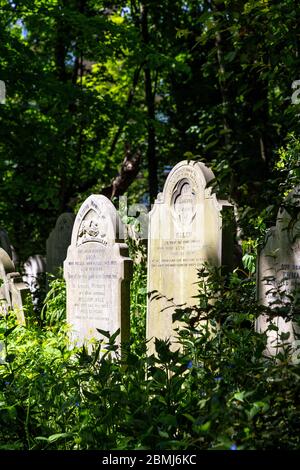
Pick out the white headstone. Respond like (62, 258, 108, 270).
(257, 186, 300, 360)
(147, 160, 233, 353)
(64, 195, 132, 349)
(46, 213, 75, 277)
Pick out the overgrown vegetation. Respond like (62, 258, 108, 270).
(0, 263, 299, 450)
(1, 0, 300, 452)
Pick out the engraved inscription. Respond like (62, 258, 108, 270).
(280, 263, 300, 289)
(150, 239, 207, 267)
(66, 247, 118, 322)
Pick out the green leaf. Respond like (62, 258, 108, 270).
(159, 414, 177, 426)
(233, 391, 246, 402)
(109, 328, 120, 344)
(183, 413, 195, 423)
(158, 430, 169, 439)
(248, 401, 270, 419)
(47, 433, 73, 443)
(96, 329, 110, 339)
(200, 421, 211, 432)
(4, 326, 17, 338)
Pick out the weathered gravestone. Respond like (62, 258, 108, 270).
(0, 248, 30, 324)
(0, 228, 19, 266)
(257, 186, 300, 360)
(147, 160, 234, 353)
(46, 213, 75, 277)
(23, 255, 46, 311)
(0, 228, 12, 259)
(64, 195, 132, 348)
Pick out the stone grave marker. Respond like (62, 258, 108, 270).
(147, 160, 234, 353)
(0, 228, 18, 266)
(46, 213, 75, 277)
(64, 195, 132, 348)
(256, 186, 300, 359)
(0, 248, 30, 324)
(0, 228, 12, 259)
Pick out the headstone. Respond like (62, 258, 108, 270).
(256, 186, 300, 359)
(46, 213, 75, 277)
(64, 195, 132, 348)
(0, 228, 13, 259)
(23, 255, 46, 311)
(0, 248, 13, 313)
(147, 160, 234, 353)
(0, 248, 30, 324)
(0, 228, 19, 266)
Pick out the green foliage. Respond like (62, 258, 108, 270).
(127, 239, 147, 355)
(275, 133, 300, 195)
(2, 0, 300, 255)
(41, 275, 66, 326)
(0, 265, 299, 450)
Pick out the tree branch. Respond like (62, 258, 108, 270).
(109, 62, 144, 157)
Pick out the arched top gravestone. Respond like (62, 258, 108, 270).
(257, 186, 300, 359)
(71, 196, 119, 247)
(46, 213, 75, 277)
(147, 161, 234, 353)
(64, 195, 132, 348)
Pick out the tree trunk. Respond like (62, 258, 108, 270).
(109, 63, 144, 157)
(140, 3, 158, 203)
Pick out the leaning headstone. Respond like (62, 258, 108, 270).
(0, 248, 30, 324)
(0, 228, 13, 259)
(64, 195, 132, 348)
(147, 160, 234, 353)
(0, 228, 19, 266)
(23, 255, 46, 311)
(46, 213, 75, 277)
(257, 186, 300, 360)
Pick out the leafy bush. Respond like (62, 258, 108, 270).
(41, 275, 66, 326)
(0, 265, 299, 450)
